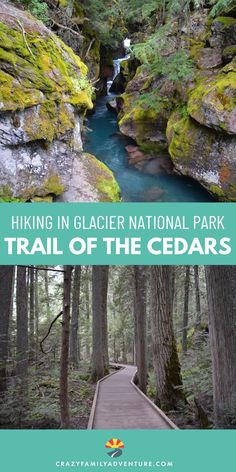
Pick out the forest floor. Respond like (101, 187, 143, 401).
(0, 345, 213, 430)
(0, 361, 96, 429)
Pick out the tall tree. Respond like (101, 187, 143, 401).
(29, 267, 35, 361)
(69, 266, 81, 366)
(91, 266, 109, 381)
(35, 269, 39, 362)
(205, 266, 236, 428)
(101, 266, 109, 371)
(182, 266, 190, 354)
(44, 270, 50, 318)
(150, 266, 186, 410)
(0, 266, 14, 392)
(194, 265, 201, 328)
(134, 266, 147, 394)
(16, 266, 28, 384)
(110, 267, 134, 364)
(60, 265, 73, 429)
(85, 267, 91, 359)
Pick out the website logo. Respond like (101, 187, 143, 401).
(105, 438, 124, 458)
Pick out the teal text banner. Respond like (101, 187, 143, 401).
(0, 430, 235, 471)
(0, 202, 236, 265)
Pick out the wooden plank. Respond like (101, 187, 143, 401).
(89, 364, 178, 430)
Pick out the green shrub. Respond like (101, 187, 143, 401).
(15, 0, 49, 24)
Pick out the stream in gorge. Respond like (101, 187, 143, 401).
(85, 59, 214, 203)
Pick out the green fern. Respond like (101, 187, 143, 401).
(209, 0, 235, 17)
(133, 26, 194, 83)
(134, 90, 170, 113)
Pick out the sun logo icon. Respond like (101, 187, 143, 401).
(105, 438, 124, 458)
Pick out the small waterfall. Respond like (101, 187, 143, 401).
(107, 39, 131, 94)
(123, 38, 131, 53)
(113, 59, 123, 78)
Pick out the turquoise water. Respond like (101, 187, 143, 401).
(85, 96, 214, 202)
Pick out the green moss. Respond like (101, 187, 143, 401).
(83, 153, 121, 202)
(58, 0, 68, 7)
(118, 93, 132, 125)
(120, 59, 130, 79)
(188, 39, 205, 60)
(0, 21, 93, 112)
(214, 16, 236, 26)
(0, 185, 23, 202)
(167, 112, 192, 161)
(138, 141, 166, 155)
(223, 57, 236, 72)
(141, 76, 154, 91)
(133, 106, 159, 121)
(0, 69, 42, 110)
(223, 45, 236, 58)
(96, 174, 120, 202)
(94, 164, 120, 203)
(42, 176, 65, 196)
(0, 184, 13, 199)
(209, 185, 225, 198)
(159, 338, 186, 411)
(32, 196, 53, 202)
(20, 186, 37, 200)
(0, 197, 23, 202)
(167, 110, 216, 164)
(0, 177, 64, 201)
(119, 89, 171, 153)
(73, 2, 85, 18)
(166, 111, 236, 201)
(187, 67, 236, 125)
(119, 91, 169, 127)
(228, 183, 236, 201)
(0, 29, 14, 50)
(224, 46, 236, 54)
(24, 101, 75, 142)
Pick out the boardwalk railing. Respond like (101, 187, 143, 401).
(87, 367, 125, 430)
(130, 370, 178, 430)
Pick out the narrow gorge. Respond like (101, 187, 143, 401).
(0, 0, 236, 202)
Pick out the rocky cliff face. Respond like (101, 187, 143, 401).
(49, 0, 101, 85)
(118, 8, 236, 201)
(0, 1, 119, 202)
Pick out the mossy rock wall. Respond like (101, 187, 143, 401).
(167, 111, 236, 201)
(118, 67, 175, 153)
(168, 55, 236, 201)
(54, 1, 101, 85)
(57, 152, 121, 202)
(79, 153, 121, 202)
(187, 59, 236, 134)
(0, 12, 93, 113)
(0, 1, 117, 201)
(117, 7, 236, 200)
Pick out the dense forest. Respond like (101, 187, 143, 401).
(0, 265, 235, 429)
(0, 0, 236, 202)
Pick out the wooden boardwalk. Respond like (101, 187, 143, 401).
(88, 365, 178, 430)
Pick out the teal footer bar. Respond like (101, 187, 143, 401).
(0, 430, 235, 472)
